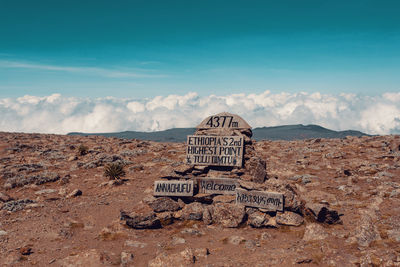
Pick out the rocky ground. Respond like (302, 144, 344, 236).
(0, 132, 399, 266)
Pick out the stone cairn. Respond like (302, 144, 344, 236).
(120, 112, 341, 229)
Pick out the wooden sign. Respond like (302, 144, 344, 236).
(186, 135, 243, 167)
(153, 180, 194, 197)
(235, 188, 284, 211)
(197, 177, 239, 195)
(197, 112, 251, 129)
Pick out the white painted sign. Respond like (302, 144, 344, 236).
(154, 180, 194, 197)
(197, 177, 239, 195)
(235, 188, 284, 211)
(197, 112, 251, 129)
(186, 135, 243, 167)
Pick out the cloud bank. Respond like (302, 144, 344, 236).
(1, 91, 399, 135)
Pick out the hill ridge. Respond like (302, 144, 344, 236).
(68, 124, 369, 142)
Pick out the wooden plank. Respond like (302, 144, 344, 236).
(197, 177, 239, 195)
(186, 135, 243, 167)
(153, 180, 194, 197)
(235, 188, 284, 211)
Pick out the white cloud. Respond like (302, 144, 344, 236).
(127, 101, 145, 113)
(0, 91, 400, 135)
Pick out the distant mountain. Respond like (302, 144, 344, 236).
(68, 124, 369, 142)
(68, 128, 196, 143)
(252, 124, 369, 141)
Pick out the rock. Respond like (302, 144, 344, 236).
(98, 227, 123, 241)
(295, 257, 313, 264)
(26, 203, 43, 209)
(0, 230, 7, 236)
(148, 248, 195, 267)
(180, 228, 204, 236)
(239, 180, 265, 191)
(247, 211, 270, 228)
(387, 228, 400, 242)
(0, 192, 13, 202)
(202, 206, 213, 225)
(279, 184, 304, 214)
(177, 202, 204, 220)
(212, 195, 235, 203)
(192, 165, 209, 175)
(190, 193, 214, 204)
(306, 203, 342, 224)
(246, 156, 267, 183)
(265, 217, 278, 228)
(1, 199, 34, 212)
(58, 188, 67, 196)
(19, 245, 32, 255)
(260, 232, 271, 240)
(244, 239, 258, 249)
(389, 189, 400, 198)
(193, 248, 209, 258)
(4, 172, 60, 189)
(173, 164, 194, 175)
(228, 235, 245, 245)
(171, 236, 186, 245)
(344, 169, 352, 176)
(350, 213, 381, 247)
(289, 174, 317, 184)
(120, 252, 134, 266)
(389, 140, 400, 152)
(212, 203, 245, 227)
(206, 169, 233, 178)
(276, 211, 304, 226)
(303, 223, 328, 241)
(64, 219, 84, 229)
(147, 197, 181, 213)
(67, 189, 82, 198)
(58, 249, 108, 266)
(98, 181, 111, 187)
(68, 156, 77, 161)
(109, 179, 125, 186)
(156, 212, 174, 226)
(125, 240, 147, 248)
(120, 210, 161, 229)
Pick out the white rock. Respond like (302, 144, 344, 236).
(228, 235, 245, 245)
(120, 252, 134, 266)
(171, 236, 186, 245)
(125, 240, 147, 248)
(35, 189, 56, 195)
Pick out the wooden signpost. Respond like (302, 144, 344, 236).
(197, 177, 239, 195)
(235, 188, 284, 211)
(186, 135, 243, 167)
(153, 180, 194, 197)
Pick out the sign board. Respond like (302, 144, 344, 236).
(235, 188, 284, 211)
(197, 177, 239, 195)
(186, 135, 243, 167)
(154, 180, 194, 197)
(197, 112, 251, 129)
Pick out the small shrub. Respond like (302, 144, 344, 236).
(78, 145, 89, 156)
(104, 163, 126, 180)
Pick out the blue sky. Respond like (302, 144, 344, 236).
(1, 0, 399, 98)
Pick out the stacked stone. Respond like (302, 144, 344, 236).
(161, 113, 266, 183)
(120, 112, 341, 229)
